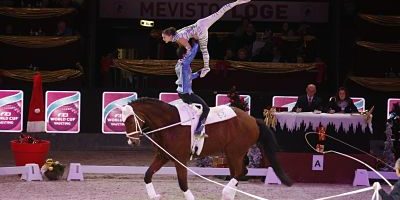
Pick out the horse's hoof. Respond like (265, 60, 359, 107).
(151, 194, 161, 200)
(221, 195, 234, 200)
(221, 190, 236, 200)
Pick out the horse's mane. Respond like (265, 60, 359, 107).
(129, 97, 175, 109)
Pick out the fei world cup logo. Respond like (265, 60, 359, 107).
(0, 90, 23, 132)
(45, 91, 81, 133)
(102, 92, 137, 134)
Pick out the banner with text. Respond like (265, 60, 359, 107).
(388, 98, 400, 119)
(102, 92, 137, 134)
(159, 92, 180, 103)
(272, 96, 298, 111)
(100, 0, 329, 22)
(216, 94, 251, 115)
(45, 91, 81, 133)
(0, 90, 23, 132)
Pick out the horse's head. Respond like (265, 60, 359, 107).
(122, 97, 177, 146)
(122, 104, 146, 146)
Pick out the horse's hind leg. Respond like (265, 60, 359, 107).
(144, 154, 168, 200)
(174, 161, 195, 200)
(222, 152, 247, 200)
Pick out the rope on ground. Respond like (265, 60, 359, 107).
(315, 185, 373, 200)
(314, 182, 381, 200)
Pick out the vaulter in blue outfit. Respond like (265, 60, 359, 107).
(175, 41, 210, 137)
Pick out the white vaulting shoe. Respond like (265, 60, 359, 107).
(200, 68, 210, 78)
(237, 0, 251, 4)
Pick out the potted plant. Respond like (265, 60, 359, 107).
(41, 158, 65, 180)
(10, 134, 50, 167)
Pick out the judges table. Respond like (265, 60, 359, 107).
(273, 112, 372, 153)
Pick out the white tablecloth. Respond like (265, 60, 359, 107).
(274, 112, 372, 133)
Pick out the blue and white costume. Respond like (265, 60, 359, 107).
(175, 43, 210, 136)
(175, 43, 200, 94)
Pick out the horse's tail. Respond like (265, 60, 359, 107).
(256, 119, 293, 186)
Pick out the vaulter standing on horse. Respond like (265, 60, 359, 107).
(175, 40, 210, 138)
(162, 0, 252, 78)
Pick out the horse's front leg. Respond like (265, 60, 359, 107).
(221, 151, 247, 200)
(175, 160, 195, 200)
(144, 154, 169, 200)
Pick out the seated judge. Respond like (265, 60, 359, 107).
(292, 84, 323, 112)
(328, 87, 358, 113)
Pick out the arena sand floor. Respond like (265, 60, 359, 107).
(0, 150, 387, 200)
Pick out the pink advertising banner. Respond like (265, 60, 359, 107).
(388, 98, 400, 119)
(0, 90, 23, 132)
(350, 97, 365, 112)
(45, 91, 81, 133)
(159, 92, 180, 103)
(272, 96, 298, 111)
(215, 94, 251, 115)
(102, 92, 137, 134)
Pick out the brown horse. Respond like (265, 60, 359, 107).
(123, 97, 292, 200)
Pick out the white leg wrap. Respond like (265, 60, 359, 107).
(222, 178, 238, 200)
(183, 189, 195, 200)
(145, 183, 160, 199)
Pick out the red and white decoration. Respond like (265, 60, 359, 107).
(27, 73, 45, 132)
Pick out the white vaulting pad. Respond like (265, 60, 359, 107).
(169, 99, 237, 126)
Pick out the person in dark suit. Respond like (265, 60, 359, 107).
(292, 84, 323, 112)
(327, 87, 358, 113)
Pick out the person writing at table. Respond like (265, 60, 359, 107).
(327, 87, 358, 114)
(292, 84, 323, 112)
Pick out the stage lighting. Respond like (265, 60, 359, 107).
(140, 20, 154, 27)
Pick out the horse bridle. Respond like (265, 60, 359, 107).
(122, 105, 145, 144)
(122, 104, 196, 145)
